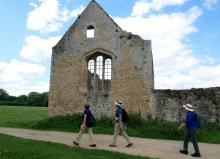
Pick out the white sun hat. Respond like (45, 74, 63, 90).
(114, 100, 123, 107)
(183, 103, 194, 112)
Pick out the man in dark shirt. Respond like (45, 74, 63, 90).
(73, 104, 96, 147)
(109, 101, 133, 147)
(178, 104, 201, 157)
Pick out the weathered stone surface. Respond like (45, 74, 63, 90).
(49, 0, 154, 118)
(152, 87, 220, 123)
(49, 0, 220, 124)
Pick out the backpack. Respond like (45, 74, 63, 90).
(86, 115, 96, 128)
(122, 108, 128, 123)
(193, 112, 202, 128)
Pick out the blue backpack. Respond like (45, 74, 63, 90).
(193, 112, 202, 128)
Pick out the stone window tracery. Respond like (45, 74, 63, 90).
(87, 54, 111, 92)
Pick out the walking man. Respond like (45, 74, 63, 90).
(73, 104, 96, 147)
(109, 100, 133, 147)
(178, 104, 201, 157)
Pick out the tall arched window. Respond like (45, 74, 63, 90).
(87, 54, 111, 92)
(88, 60, 95, 91)
(104, 58, 111, 91)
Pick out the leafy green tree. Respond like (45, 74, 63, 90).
(16, 95, 28, 106)
(27, 92, 42, 106)
(0, 88, 48, 107)
(0, 89, 9, 101)
(41, 92, 48, 107)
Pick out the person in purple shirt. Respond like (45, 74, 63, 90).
(178, 104, 201, 157)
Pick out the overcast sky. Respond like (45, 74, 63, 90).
(0, 0, 220, 96)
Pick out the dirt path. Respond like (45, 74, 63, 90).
(0, 127, 219, 159)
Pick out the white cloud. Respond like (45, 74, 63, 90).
(115, 4, 220, 89)
(131, 1, 151, 17)
(156, 64, 220, 89)
(29, 81, 49, 93)
(203, 0, 218, 10)
(115, 6, 202, 62)
(152, 0, 189, 10)
(131, 0, 189, 16)
(20, 35, 61, 62)
(27, 0, 62, 32)
(27, 0, 85, 33)
(1, 81, 49, 96)
(3, 0, 218, 96)
(70, 5, 85, 17)
(0, 59, 48, 96)
(28, 2, 38, 9)
(0, 59, 46, 84)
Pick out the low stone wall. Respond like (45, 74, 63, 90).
(152, 87, 220, 124)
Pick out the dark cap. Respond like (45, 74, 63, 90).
(84, 104, 90, 108)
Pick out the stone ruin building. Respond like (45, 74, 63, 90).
(49, 0, 220, 123)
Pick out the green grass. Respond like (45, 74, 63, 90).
(0, 134, 153, 159)
(32, 113, 220, 144)
(0, 106, 47, 128)
(0, 106, 220, 144)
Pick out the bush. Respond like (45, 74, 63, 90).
(0, 88, 48, 107)
(32, 114, 82, 131)
(31, 113, 220, 143)
(127, 113, 147, 128)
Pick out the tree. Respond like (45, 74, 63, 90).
(0, 88, 48, 107)
(0, 89, 9, 101)
(16, 95, 28, 105)
(27, 92, 42, 106)
(42, 92, 48, 107)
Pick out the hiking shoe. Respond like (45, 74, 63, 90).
(191, 153, 201, 157)
(126, 143, 133, 148)
(109, 144, 117, 147)
(179, 150, 188, 155)
(73, 141, 79, 146)
(89, 144, 96, 147)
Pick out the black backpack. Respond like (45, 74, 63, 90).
(86, 114, 96, 128)
(122, 108, 128, 123)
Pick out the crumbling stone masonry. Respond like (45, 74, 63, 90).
(152, 87, 220, 124)
(49, 0, 220, 123)
(49, 0, 154, 118)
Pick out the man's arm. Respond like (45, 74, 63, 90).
(119, 114, 123, 126)
(82, 114, 87, 128)
(178, 122, 186, 130)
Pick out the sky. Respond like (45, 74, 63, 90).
(0, 0, 220, 96)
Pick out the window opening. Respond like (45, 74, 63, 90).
(87, 25, 95, 38)
(104, 59, 111, 80)
(87, 54, 111, 92)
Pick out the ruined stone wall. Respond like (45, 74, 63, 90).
(109, 34, 154, 117)
(152, 87, 220, 123)
(49, 1, 154, 118)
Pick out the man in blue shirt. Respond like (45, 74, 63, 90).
(178, 104, 201, 157)
(109, 101, 133, 147)
(73, 104, 96, 147)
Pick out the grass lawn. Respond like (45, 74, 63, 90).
(0, 106, 220, 144)
(0, 134, 153, 159)
(0, 106, 47, 128)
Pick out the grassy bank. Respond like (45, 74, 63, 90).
(0, 134, 153, 159)
(32, 114, 220, 144)
(0, 106, 220, 144)
(0, 106, 47, 128)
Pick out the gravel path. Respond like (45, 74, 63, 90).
(0, 127, 219, 159)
